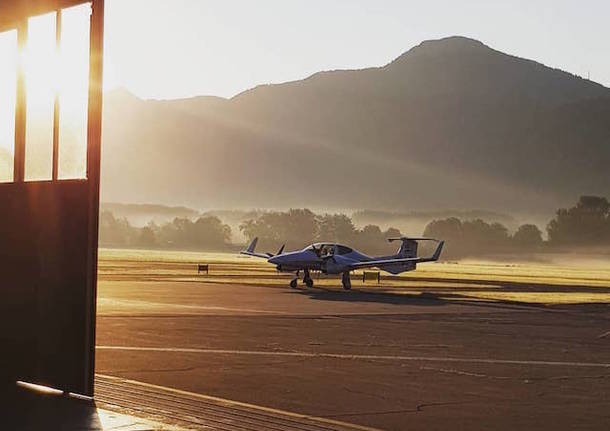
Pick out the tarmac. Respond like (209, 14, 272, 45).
(95, 278, 610, 430)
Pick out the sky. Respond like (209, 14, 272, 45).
(103, 0, 610, 100)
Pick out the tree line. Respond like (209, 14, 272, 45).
(98, 208, 401, 254)
(99, 196, 610, 257)
(239, 209, 401, 255)
(424, 196, 610, 258)
(98, 211, 233, 251)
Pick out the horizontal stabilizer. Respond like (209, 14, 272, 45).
(350, 239, 445, 270)
(387, 236, 439, 242)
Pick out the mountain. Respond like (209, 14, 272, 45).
(101, 36, 610, 214)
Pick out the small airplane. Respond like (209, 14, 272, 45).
(241, 237, 444, 290)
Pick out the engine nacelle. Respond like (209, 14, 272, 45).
(322, 256, 349, 275)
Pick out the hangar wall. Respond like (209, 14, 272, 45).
(0, 0, 104, 396)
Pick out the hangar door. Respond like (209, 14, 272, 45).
(0, 0, 104, 396)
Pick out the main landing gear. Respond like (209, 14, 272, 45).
(290, 270, 349, 290)
(342, 271, 351, 290)
(303, 269, 314, 288)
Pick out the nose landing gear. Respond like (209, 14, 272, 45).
(290, 269, 314, 288)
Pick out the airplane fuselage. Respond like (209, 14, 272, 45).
(268, 246, 402, 275)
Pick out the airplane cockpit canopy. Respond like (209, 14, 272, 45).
(306, 243, 353, 256)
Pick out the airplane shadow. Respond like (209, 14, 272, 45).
(290, 287, 452, 307)
(288, 277, 610, 310)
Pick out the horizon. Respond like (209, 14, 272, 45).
(104, 0, 610, 100)
(106, 35, 609, 102)
(104, 35, 610, 102)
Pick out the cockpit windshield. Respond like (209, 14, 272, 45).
(319, 244, 335, 257)
(306, 243, 352, 256)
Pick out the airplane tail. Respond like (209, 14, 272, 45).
(387, 237, 422, 258)
(246, 237, 258, 254)
(240, 237, 285, 259)
(240, 237, 269, 259)
(428, 240, 445, 262)
(383, 237, 444, 273)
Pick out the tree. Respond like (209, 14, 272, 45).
(385, 227, 401, 239)
(240, 209, 317, 250)
(512, 224, 543, 248)
(424, 217, 462, 257)
(137, 226, 157, 248)
(98, 211, 138, 247)
(192, 216, 232, 248)
(240, 209, 400, 254)
(547, 196, 610, 245)
(424, 217, 462, 241)
(157, 216, 231, 250)
(424, 217, 512, 257)
(316, 214, 357, 243)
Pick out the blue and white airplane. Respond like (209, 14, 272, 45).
(241, 237, 444, 290)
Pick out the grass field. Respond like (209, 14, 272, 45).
(98, 248, 610, 305)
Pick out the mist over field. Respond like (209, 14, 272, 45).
(99, 195, 610, 267)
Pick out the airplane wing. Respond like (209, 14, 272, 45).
(348, 241, 444, 270)
(240, 237, 273, 259)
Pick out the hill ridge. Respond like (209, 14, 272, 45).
(100, 36, 610, 214)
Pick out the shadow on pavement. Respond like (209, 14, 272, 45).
(1, 384, 102, 431)
(290, 282, 610, 312)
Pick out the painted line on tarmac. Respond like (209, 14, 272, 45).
(96, 346, 610, 368)
(98, 298, 286, 315)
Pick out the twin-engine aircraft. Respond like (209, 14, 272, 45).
(241, 237, 444, 290)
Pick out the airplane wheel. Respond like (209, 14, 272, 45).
(305, 279, 314, 288)
(290, 279, 298, 289)
(342, 272, 351, 290)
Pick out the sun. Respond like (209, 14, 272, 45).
(0, 30, 17, 163)
(0, 4, 92, 181)
(8, 4, 91, 180)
